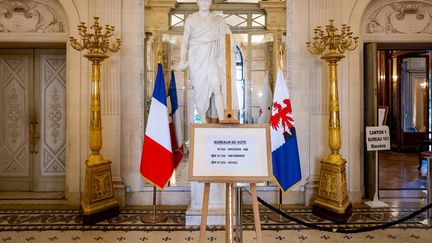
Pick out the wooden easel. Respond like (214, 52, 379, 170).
(198, 34, 263, 243)
(199, 182, 263, 243)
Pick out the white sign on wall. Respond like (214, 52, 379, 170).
(366, 126, 390, 151)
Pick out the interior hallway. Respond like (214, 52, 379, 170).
(379, 151, 427, 204)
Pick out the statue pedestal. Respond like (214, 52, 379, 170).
(186, 182, 225, 226)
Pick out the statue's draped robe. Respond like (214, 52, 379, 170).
(186, 12, 238, 118)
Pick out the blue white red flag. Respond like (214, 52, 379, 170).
(270, 68, 302, 191)
(257, 71, 272, 124)
(168, 71, 184, 168)
(140, 64, 174, 188)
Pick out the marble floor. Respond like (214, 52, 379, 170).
(0, 228, 431, 243)
(0, 204, 430, 243)
(379, 151, 426, 190)
(378, 151, 428, 202)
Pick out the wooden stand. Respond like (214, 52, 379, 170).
(219, 34, 239, 124)
(197, 34, 265, 242)
(199, 183, 262, 243)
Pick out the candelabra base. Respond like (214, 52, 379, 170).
(312, 203, 352, 224)
(312, 157, 351, 223)
(80, 159, 119, 225)
(81, 202, 119, 225)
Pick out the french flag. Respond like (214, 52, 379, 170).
(140, 64, 174, 189)
(270, 68, 302, 191)
(168, 71, 184, 168)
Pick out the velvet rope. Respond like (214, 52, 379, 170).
(245, 189, 431, 233)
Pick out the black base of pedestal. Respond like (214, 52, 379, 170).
(81, 205, 119, 225)
(312, 204, 352, 224)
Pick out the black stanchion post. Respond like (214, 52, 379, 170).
(235, 186, 243, 243)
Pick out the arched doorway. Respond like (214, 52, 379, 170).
(0, 0, 81, 203)
(359, 0, 432, 201)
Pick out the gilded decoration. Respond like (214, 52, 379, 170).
(91, 172, 113, 201)
(0, 0, 65, 33)
(320, 173, 337, 198)
(70, 17, 120, 223)
(365, 1, 432, 34)
(307, 20, 358, 220)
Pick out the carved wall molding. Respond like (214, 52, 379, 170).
(48, 88, 61, 144)
(363, 0, 432, 34)
(41, 54, 66, 176)
(7, 88, 20, 145)
(0, 0, 66, 33)
(0, 54, 29, 176)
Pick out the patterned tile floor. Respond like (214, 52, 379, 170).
(0, 206, 431, 242)
(1, 228, 432, 243)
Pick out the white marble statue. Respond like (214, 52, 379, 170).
(177, 0, 238, 226)
(177, 0, 237, 123)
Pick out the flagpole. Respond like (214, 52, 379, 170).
(268, 44, 292, 223)
(141, 185, 167, 223)
(268, 189, 288, 222)
(140, 38, 168, 224)
(152, 186, 157, 220)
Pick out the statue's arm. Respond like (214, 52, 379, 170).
(177, 18, 192, 71)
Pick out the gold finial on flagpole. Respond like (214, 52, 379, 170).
(156, 37, 162, 64)
(278, 43, 284, 70)
(171, 60, 175, 71)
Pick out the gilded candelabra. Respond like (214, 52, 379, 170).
(306, 20, 358, 222)
(70, 17, 121, 225)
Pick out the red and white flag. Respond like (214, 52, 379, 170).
(270, 68, 301, 191)
(257, 71, 272, 124)
(168, 71, 184, 168)
(140, 64, 174, 188)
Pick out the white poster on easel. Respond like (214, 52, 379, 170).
(189, 123, 272, 183)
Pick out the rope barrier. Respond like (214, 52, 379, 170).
(245, 189, 432, 233)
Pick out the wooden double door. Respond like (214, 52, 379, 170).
(0, 49, 66, 192)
